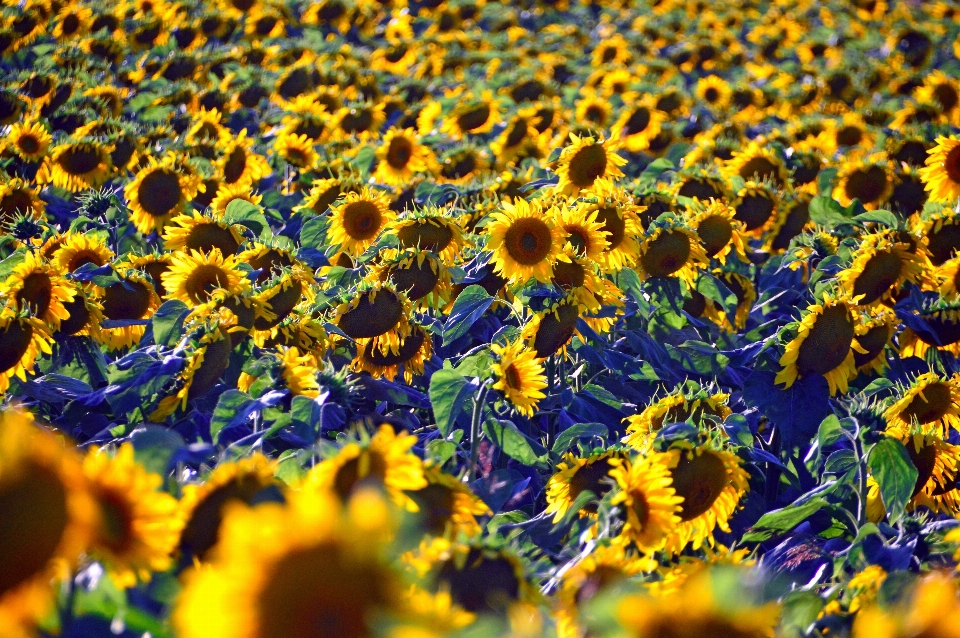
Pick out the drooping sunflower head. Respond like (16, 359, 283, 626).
(553, 134, 627, 196)
(272, 131, 319, 171)
(0, 409, 94, 633)
(545, 450, 627, 523)
(124, 153, 203, 235)
(333, 280, 413, 351)
(720, 140, 789, 187)
(776, 292, 860, 396)
(622, 386, 732, 450)
(919, 135, 960, 205)
(5, 120, 51, 163)
(306, 423, 426, 511)
(441, 90, 501, 140)
(687, 198, 747, 263)
(389, 206, 468, 263)
(36, 138, 113, 193)
(520, 297, 582, 359)
(352, 323, 433, 383)
(81, 444, 181, 588)
(162, 211, 243, 255)
(217, 128, 271, 186)
(884, 372, 960, 438)
(485, 196, 566, 285)
(327, 186, 396, 257)
(162, 248, 250, 307)
(852, 308, 897, 375)
(637, 223, 708, 283)
(490, 338, 548, 418)
(837, 229, 928, 306)
(731, 181, 781, 237)
(833, 153, 895, 211)
(578, 183, 646, 273)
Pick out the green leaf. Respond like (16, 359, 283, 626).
(552, 422, 607, 453)
(299, 215, 327, 249)
(778, 590, 825, 638)
(130, 425, 184, 476)
(210, 390, 253, 444)
(443, 285, 494, 345)
(223, 199, 271, 239)
(455, 351, 494, 377)
(151, 300, 189, 348)
(868, 437, 918, 523)
(855, 210, 898, 227)
(0, 249, 25, 281)
(809, 196, 852, 228)
(427, 439, 457, 466)
(638, 158, 674, 187)
(743, 497, 827, 542)
(428, 368, 476, 436)
(818, 414, 843, 450)
(483, 417, 541, 466)
(275, 451, 306, 485)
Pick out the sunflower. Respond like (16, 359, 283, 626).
(489, 109, 542, 166)
(687, 198, 747, 264)
(486, 197, 567, 284)
(490, 338, 547, 418)
(0, 409, 93, 635)
(887, 429, 960, 516)
(0, 177, 45, 222)
(52, 232, 115, 274)
(776, 292, 861, 396)
(545, 450, 625, 523)
(695, 75, 733, 111)
(306, 424, 427, 511)
(919, 135, 960, 204)
(332, 280, 413, 356)
(174, 487, 410, 638)
(408, 465, 492, 538)
(162, 248, 249, 307)
(898, 303, 960, 359)
(275, 346, 321, 398)
(5, 120, 51, 162)
(637, 225, 708, 283)
(731, 181, 781, 237)
(437, 144, 490, 184)
(151, 319, 235, 419)
(554, 544, 651, 638)
(662, 443, 750, 553)
(833, 154, 895, 211)
(1, 250, 75, 330)
(852, 308, 897, 375)
(553, 134, 627, 196)
(425, 542, 538, 617)
(272, 131, 319, 171)
(98, 270, 161, 350)
(720, 140, 789, 187)
(837, 230, 927, 306)
(178, 454, 282, 561)
(520, 298, 582, 359)
(52, 4, 92, 40)
(389, 207, 468, 263)
(81, 444, 181, 588)
(441, 90, 501, 140)
(610, 95, 665, 153)
(163, 211, 244, 255)
(915, 70, 960, 125)
(765, 192, 813, 253)
(36, 138, 112, 193)
(853, 574, 960, 638)
(551, 201, 611, 262)
(208, 182, 263, 217)
(919, 209, 960, 266)
(125, 153, 204, 235)
(608, 452, 683, 553)
(578, 184, 645, 272)
(327, 187, 396, 257)
(618, 569, 779, 638)
(622, 389, 732, 450)
(575, 91, 613, 130)
(374, 127, 435, 187)
(293, 177, 344, 217)
(217, 129, 271, 186)
(884, 372, 960, 437)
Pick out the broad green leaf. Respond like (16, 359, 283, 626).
(443, 285, 494, 345)
(743, 497, 827, 542)
(152, 300, 189, 348)
(552, 422, 607, 454)
(868, 437, 918, 523)
(210, 390, 253, 444)
(130, 425, 184, 476)
(223, 199, 270, 239)
(428, 368, 476, 436)
(818, 414, 843, 449)
(483, 418, 541, 466)
(427, 439, 457, 467)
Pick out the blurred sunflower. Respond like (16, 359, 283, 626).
(833, 154, 895, 210)
(553, 134, 626, 196)
(306, 423, 427, 510)
(0, 409, 93, 635)
(490, 338, 547, 418)
(611, 95, 666, 152)
(919, 135, 960, 204)
(82, 444, 181, 588)
(5, 119, 51, 162)
(852, 574, 960, 638)
(217, 129, 271, 186)
(374, 127, 435, 186)
(720, 140, 789, 186)
(36, 138, 112, 193)
(408, 465, 491, 538)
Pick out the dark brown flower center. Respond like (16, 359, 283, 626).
(386, 136, 413, 169)
(397, 222, 453, 252)
(697, 214, 733, 256)
(438, 549, 520, 614)
(641, 231, 691, 278)
(0, 319, 33, 373)
(734, 194, 775, 231)
(670, 451, 727, 521)
(102, 280, 152, 320)
(594, 206, 625, 249)
(457, 104, 491, 132)
(623, 107, 651, 135)
(852, 251, 902, 304)
(186, 223, 240, 255)
(945, 145, 960, 185)
(342, 201, 383, 241)
(796, 304, 855, 376)
(185, 265, 231, 304)
(137, 170, 183, 217)
(567, 143, 608, 188)
(737, 156, 782, 186)
(18, 134, 40, 155)
(533, 303, 579, 358)
(902, 382, 954, 425)
(853, 324, 891, 368)
(223, 147, 248, 184)
(362, 328, 426, 367)
(16, 271, 52, 318)
(388, 260, 438, 300)
(59, 146, 101, 175)
(337, 290, 403, 339)
(844, 166, 889, 205)
(504, 217, 553, 265)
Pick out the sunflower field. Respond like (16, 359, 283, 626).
(8, 0, 960, 636)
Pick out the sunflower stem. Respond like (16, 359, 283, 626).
(469, 382, 491, 480)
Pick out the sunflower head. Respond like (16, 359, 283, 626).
(553, 134, 627, 196)
(162, 248, 249, 307)
(6, 120, 51, 163)
(491, 338, 548, 418)
(486, 197, 566, 285)
(327, 187, 396, 257)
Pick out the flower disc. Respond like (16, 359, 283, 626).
(387, 261, 438, 300)
(641, 231, 691, 278)
(504, 217, 554, 266)
(566, 143, 608, 189)
(796, 305, 855, 376)
(851, 251, 903, 304)
(102, 280, 152, 320)
(670, 450, 728, 521)
(137, 170, 182, 218)
(337, 290, 402, 339)
(901, 382, 954, 425)
(533, 302, 580, 358)
(697, 214, 734, 257)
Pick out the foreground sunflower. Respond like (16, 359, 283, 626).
(0, 409, 93, 635)
(609, 453, 683, 553)
(776, 292, 861, 396)
(1, 250, 75, 330)
(853, 574, 960, 638)
(306, 424, 427, 511)
(919, 135, 960, 204)
(327, 187, 396, 257)
(51, 232, 115, 274)
(0, 310, 52, 393)
(486, 197, 567, 284)
(553, 134, 627, 196)
(884, 372, 960, 437)
(490, 338, 548, 418)
(174, 488, 411, 638)
(36, 138, 112, 192)
(82, 444, 182, 588)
